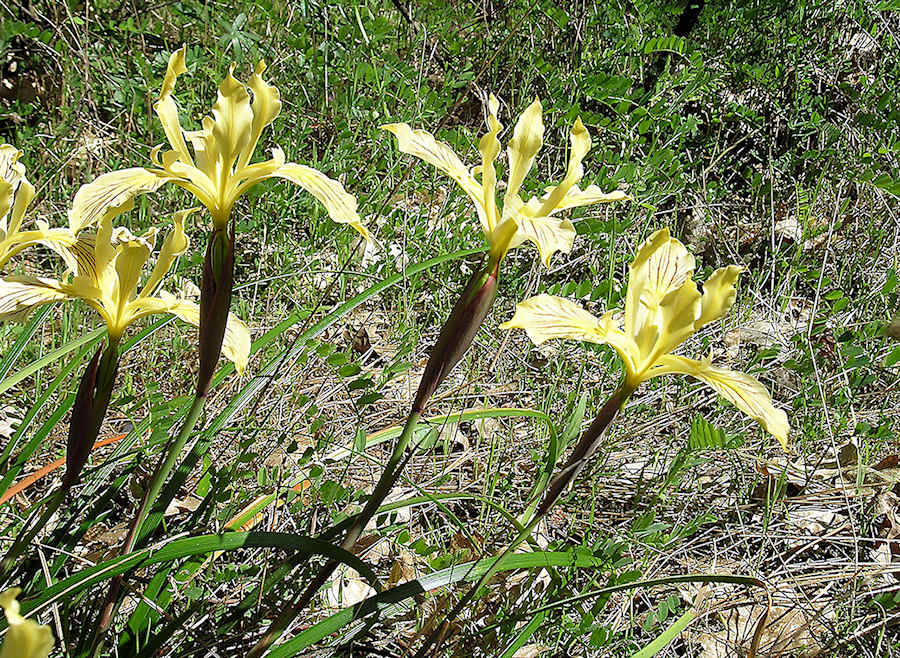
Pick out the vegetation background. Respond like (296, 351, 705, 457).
(1, 0, 899, 655)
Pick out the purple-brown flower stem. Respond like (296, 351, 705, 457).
(93, 225, 233, 649)
(413, 383, 634, 658)
(247, 259, 500, 657)
(0, 338, 119, 579)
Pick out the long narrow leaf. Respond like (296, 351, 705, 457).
(0, 327, 104, 396)
(0, 305, 51, 381)
(267, 550, 615, 656)
(10, 531, 380, 626)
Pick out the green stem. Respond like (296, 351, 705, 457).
(132, 393, 207, 548)
(246, 410, 422, 658)
(413, 383, 635, 658)
(1, 338, 120, 579)
(92, 391, 206, 646)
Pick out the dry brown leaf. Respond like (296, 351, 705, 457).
(327, 566, 376, 609)
(512, 645, 551, 658)
(697, 601, 832, 658)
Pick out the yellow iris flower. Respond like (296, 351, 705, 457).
(382, 95, 629, 268)
(69, 47, 370, 241)
(0, 588, 53, 658)
(0, 145, 81, 272)
(0, 204, 249, 371)
(502, 228, 789, 448)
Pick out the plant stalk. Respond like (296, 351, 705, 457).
(93, 224, 233, 647)
(92, 391, 206, 643)
(413, 382, 634, 657)
(1, 338, 119, 578)
(247, 258, 500, 656)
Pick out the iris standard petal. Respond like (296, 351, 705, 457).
(505, 98, 543, 200)
(0, 145, 26, 189)
(653, 354, 790, 449)
(140, 208, 195, 297)
(209, 65, 253, 171)
(625, 228, 693, 339)
(153, 47, 192, 165)
(532, 184, 631, 216)
(477, 94, 502, 233)
(696, 265, 742, 330)
(238, 61, 283, 171)
(534, 117, 592, 216)
(112, 236, 154, 316)
(4, 174, 34, 237)
(649, 278, 701, 361)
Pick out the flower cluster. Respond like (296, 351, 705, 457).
(0, 46, 791, 654)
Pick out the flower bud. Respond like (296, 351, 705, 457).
(197, 226, 235, 397)
(412, 259, 499, 413)
(64, 341, 119, 489)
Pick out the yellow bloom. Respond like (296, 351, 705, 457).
(0, 204, 250, 372)
(69, 47, 370, 241)
(382, 95, 629, 268)
(501, 228, 789, 448)
(0, 588, 52, 658)
(0, 145, 81, 272)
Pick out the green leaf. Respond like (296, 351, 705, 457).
(267, 550, 614, 656)
(9, 532, 379, 628)
(885, 346, 900, 368)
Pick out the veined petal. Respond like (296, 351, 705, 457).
(237, 61, 283, 171)
(57, 232, 97, 280)
(505, 215, 575, 267)
(477, 94, 502, 232)
(154, 47, 192, 165)
(0, 145, 27, 189)
(625, 228, 695, 339)
(160, 293, 251, 373)
(696, 265, 742, 330)
(524, 183, 631, 216)
(535, 118, 592, 216)
(140, 208, 196, 297)
(501, 293, 605, 345)
(380, 123, 486, 228)
(69, 169, 163, 234)
(652, 354, 790, 449)
(505, 98, 543, 199)
(0, 587, 54, 658)
(0, 275, 69, 322)
(269, 163, 371, 242)
(209, 65, 253, 171)
(501, 293, 640, 374)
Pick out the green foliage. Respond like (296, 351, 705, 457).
(0, 0, 898, 655)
